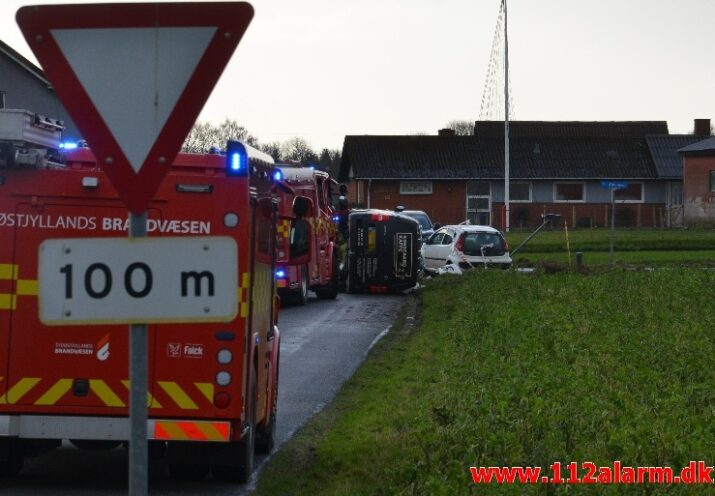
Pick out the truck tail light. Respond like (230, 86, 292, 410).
(217, 349, 233, 365)
(216, 371, 231, 387)
(214, 392, 231, 409)
(455, 235, 463, 252)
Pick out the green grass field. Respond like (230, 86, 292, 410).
(505, 228, 715, 266)
(257, 269, 715, 495)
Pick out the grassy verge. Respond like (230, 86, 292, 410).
(513, 250, 715, 267)
(256, 269, 715, 495)
(506, 228, 715, 254)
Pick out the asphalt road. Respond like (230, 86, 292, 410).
(1, 292, 405, 495)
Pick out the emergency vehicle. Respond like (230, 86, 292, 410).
(347, 209, 421, 294)
(272, 165, 341, 305)
(0, 109, 281, 483)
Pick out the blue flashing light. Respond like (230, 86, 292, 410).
(308, 166, 315, 171)
(332, 215, 340, 222)
(226, 141, 248, 177)
(273, 169, 283, 181)
(59, 141, 78, 150)
(275, 269, 286, 279)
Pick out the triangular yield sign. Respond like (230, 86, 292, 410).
(17, 3, 254, 213)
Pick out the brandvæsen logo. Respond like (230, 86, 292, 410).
(96, 334, 110, 361)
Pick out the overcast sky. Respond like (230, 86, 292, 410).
(3, 0, 715, 151)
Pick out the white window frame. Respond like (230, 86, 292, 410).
(614, 182, 644, 203)
(553, 182, 586, 203)
(509, 182, 532, 203)
(400, 181, 433, 195)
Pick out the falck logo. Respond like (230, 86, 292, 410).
(96, 334, 110, 361)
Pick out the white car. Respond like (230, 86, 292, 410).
(422, 224, 512, 273)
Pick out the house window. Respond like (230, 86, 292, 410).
(554, 183, 585, 202)
(614, 182, 643, 202)
(400, 181, 432, 195)
(710, 171, 715, 193)
(509, 182, 531, 202)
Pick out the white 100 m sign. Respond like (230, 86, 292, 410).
(38, 237, 237, 325)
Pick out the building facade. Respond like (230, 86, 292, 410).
(679, 137, 715, 227)
(341, 121, 710, 229)
(0, 39, 80, 142)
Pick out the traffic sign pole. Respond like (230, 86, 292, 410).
(610, 189, 616, 266)
(129, 212, 148, 496)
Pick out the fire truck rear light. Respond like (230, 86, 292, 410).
(176, 183, 213, 193)
(81, 176, 99, 189)
(216, 371, 231, 386)
(226, 141, 248, 177)
(369, 285, 388, 294)
(223, 212, 239, 228)
(217, 349, 233, 364)
(214, 392, 231, 409)
(215, 330, 236, 341)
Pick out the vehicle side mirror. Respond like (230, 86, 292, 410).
(289, 218, 311, 265)
(433, 223, 441, 230)
(293, 196, 313, 218)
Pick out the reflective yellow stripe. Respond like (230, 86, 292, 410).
(0, 294, 16, 310)
(0, 377, 41, 404)
(90, 379, 125, 407)
(121, 380, 162, 408)
(16, 279, 38, 296)
(35, 378, 72, 405)
(158, 381, 198, 410)
(194, 422, 227, 441)
(194, 382, 214, 403)
(157, 421, 190, 440)
(0, 264, 18, 280)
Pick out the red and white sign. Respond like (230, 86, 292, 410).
(16, 3, 253, 213)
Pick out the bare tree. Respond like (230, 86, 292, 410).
(182, 119, 257, 152)
(281, 137, 318, 164)
(259, 141, 282, 161)
(445, 119, 475, 135)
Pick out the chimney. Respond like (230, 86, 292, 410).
(694, 118, 711, 136)
(438, 128, 456, 136)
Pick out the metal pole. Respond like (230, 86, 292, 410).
(503, 0, 510, 232)
(129, 211, 148, 496)
(609, 190, 615, 267)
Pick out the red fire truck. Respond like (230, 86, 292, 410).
(0, 109, 281, 483)
(272, 165, 341, 305)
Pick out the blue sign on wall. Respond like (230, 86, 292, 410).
(600, 180, 629, 190)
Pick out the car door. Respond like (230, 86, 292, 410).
(422, 231, 445, 270)
(434, 229, 455, 267)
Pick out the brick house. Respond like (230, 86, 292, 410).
(340, 120, 710, 229)
(0, 39, 80, 141)
(679, 136, 715, 227)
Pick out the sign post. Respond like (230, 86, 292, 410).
(129, 213, 148, 494)
(600, 181, 629, 266)
(18, 4, 253, 494)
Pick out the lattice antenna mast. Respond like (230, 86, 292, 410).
(478, 0, 514, 122)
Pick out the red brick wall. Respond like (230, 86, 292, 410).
(492, 202, 668, 230)
(682, 156, 715, 226)
(364, 180, 466, 225)
(347, 180, 670, 229)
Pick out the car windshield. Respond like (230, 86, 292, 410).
(460, 232, 505, 256)
(404, 212, 432, 230)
